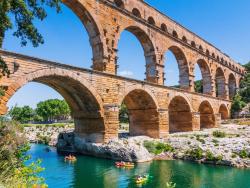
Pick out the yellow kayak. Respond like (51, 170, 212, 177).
(135, 175, 149, 184)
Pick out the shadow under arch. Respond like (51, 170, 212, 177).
(215, 67, 226, 98)
(219, 104, 229, 120)
(116, 25, 157, 82)
(63, 0, 105, 70)
(1, 69, 105, 143)
(164, 46, 190, 90)
(120, 89, 160, 138)
(199, 101, 215, 129)
(168, 96, 192, 133)
(228, 73, 236, 99)
(195, 59, 212, 95)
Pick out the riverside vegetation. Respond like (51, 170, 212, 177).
(0, 121, 47, 187)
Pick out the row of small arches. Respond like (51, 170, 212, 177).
(113, 0, 243, 74)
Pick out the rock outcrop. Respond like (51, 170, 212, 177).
(57, 133, 153, 162)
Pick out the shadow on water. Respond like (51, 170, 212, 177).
(27, 144, 250, 188)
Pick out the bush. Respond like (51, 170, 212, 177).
(38, 135, 51, 145)
(144, 141, 174, 155)
(238, 149, 249, 159)
(212, 131, 226, 138)
(0, 120, 46, 187)
(186, 147, 203, 160)
(205, 150, 215, 161)
(205, 151, 223, 162)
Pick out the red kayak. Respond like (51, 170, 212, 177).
(115, 161, 126, 167)
(115, 161, 135, 167)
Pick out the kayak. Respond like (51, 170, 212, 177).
(135, 175, 149, 184)
(65, 155, 77, 162)
(115, 162, 134, 167)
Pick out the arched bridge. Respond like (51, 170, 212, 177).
(0, 0, 246, 143)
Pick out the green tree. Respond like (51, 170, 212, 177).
(194, 80, 203, 93)
(238, 62, 250, 103)
(0, 0, 62, 94)
(119, 103, 128, 123)
(9, 105, 35, 123)
(230, 61, 250, 116)
(36, 99, 70, 122)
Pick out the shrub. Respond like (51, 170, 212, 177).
(38, 135, 51, 145)
(205, 150, 215, 161)
(238, 149, 249, 159)
(144, 141, 174, 155)
(0, 120, 46, 187)
(212, 131, 226, 138)
(186, 147, 203, 160)
(205, 151, 223, 162)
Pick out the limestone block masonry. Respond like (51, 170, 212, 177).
(0, 0, 246, 143)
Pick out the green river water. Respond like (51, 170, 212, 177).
(28, 144, 250, 188)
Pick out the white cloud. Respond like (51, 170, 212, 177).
(118, 70, 134, 77)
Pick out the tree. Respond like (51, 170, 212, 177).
(36, 99, 70, 122)
(194, 80, 203, 93)
(231, 94, 246, 115)
(9, 105, 35, 123)
(119, 103, 129, 123)
(0, 0, 62, 94)
(230, 62, 250, 116)
(238, 62, 250, 103)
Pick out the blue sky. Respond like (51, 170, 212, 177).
(3, 0, 250, 108)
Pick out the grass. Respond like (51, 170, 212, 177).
(143, 141, 174, 155)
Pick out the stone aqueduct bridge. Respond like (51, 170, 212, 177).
(0, 0, 246, 142)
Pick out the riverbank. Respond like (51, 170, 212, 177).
(23, 123, 73, 146)
(24, 123, 250, 168)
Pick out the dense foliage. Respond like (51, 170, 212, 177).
(0, 0, 62, 95)
(194, 80, 203, 93)
(231, 61, 250, 115)
(119, 103, 129, 123)
(36, 99, 70, 122)
(9, 105, 35, 123)
(0, 121, 46, 187)
(9, 99, 71, 123)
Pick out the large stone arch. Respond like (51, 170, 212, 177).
(116, 25, 157, 82)
(196, 59, 212, 94)
(0, 68, 105, 143)
(228, 73, 236, 99)
(215, 67, 226, 98)
(219, 104, 229, 120)
(168, 96, 192, 133)
(164, 46, 190, 90)
(199, 100, 215, 129)
(63, 0, 105, 71)
(119, 88, 160, 138)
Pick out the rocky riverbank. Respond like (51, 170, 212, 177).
(24, 123, 250, 168)
(24, 124, 73, 146)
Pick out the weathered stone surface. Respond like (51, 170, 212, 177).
(57, 132, 153, 162)
(0, 0, 246, 143)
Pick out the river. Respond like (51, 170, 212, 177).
(28, 144, 250, 188)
